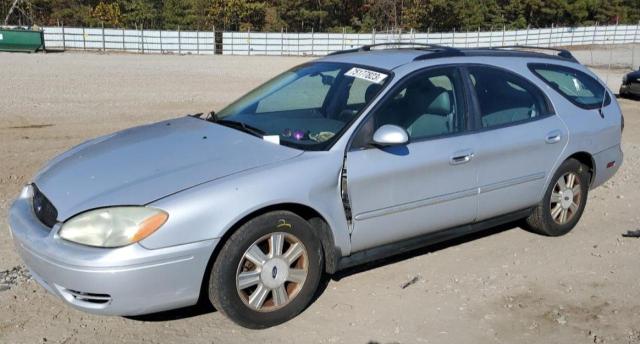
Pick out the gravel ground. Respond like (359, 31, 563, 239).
(1, 51, 639, 344)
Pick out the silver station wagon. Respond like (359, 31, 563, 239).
(9, 44, 623, 328)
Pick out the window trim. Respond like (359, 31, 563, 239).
(528, 63, 611, 110)
(347, 64, 472, 151)
(462, 64, 556, 132)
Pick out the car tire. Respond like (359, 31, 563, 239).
(208, 211, 323, 329)
(524, 158, 590, 236)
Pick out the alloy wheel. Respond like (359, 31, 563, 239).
(549, 172, 582, 224)
(235, 232, 308, 312)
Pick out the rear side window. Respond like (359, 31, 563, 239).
(529, 63, 610, 109)
(468, 66, 552, 129)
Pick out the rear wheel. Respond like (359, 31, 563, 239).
(525, 158, 589, 236)
(208, 211, 323, 329)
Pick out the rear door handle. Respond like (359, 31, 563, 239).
(545, 130, 563, 144)
(450, 150, 475, 165)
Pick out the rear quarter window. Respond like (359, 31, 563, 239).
(528, 63, 610, 109)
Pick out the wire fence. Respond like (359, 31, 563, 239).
(42, 24, 640, 58)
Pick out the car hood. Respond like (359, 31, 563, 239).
(33, 116, 302, 221)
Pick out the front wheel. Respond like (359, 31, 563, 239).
(208, 211, 323, 329)
(524, 158, 590, 236)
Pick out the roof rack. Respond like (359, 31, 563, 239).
(327, 42, 460, 56)
(327, 43, 578, 63)
(487, 45, 575, 60)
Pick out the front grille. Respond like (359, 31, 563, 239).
(32, 184, 58, 228)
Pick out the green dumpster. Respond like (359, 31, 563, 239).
(0, 28, 45, 53)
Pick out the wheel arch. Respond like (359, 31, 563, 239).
(198, 202, 340, 302)
(566, 151, 595, 186)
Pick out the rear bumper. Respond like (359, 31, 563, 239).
(591, 144, 623, 189)
(8, 191, 217, 316)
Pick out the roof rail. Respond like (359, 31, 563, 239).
(488, 45, 575, 61)
(327, 42, 460, 56)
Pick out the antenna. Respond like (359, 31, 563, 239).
(598, 84, 608, 119)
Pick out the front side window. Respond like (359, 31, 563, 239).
(468, 66, 551, 129)
(529, 63, 610, 109)
(352, 67, 465, 147)
(215, 62, 390, 150)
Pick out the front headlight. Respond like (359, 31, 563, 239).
(58, 207, 168, 248)
(622, 75, 628, 84)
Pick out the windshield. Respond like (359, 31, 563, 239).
(215, 62, 390, 150)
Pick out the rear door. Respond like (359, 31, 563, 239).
(345, 66, 479, 253)
(465, 65, 568, 220)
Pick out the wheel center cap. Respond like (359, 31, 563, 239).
(261, 258, 289, 289)
(560, 189, 574, 209)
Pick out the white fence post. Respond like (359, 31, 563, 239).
(311, 28, 314, 56)
(632, 22, 639, 68)
(61, 23, 66, 50)
(570, 26, 574, 46)
(247, 28, 251, 55)
(122, 28, 125, 51)
(101, 23, 106, 51)
(159, 29, 163, 53)
(452, 28, 456, 47)
(178, 26, 182, 54)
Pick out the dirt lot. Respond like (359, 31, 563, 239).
(1, 51, 639, 344)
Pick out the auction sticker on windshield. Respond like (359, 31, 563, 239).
(345, 67, 388, 84)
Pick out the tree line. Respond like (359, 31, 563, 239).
(3, 0, 640, 32)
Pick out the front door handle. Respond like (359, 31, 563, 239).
(450, 150, 475, 165)
(545, 130, 563, 144)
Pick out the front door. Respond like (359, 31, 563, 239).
(346, 66, 479, 253)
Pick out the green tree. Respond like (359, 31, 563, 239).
(92, 1, 122, 26)
(119, 0, 160, 28)
(208, 0, 266, 31)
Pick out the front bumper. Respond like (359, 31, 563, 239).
(8, 191, 218, 316)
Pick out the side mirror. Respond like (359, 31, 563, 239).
(372, 124, 409, 146)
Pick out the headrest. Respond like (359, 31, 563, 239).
(365, 83, 383, 103)
(425, 91, 452, 116)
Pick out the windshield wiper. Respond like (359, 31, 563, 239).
(217, 120, 266, 138)
(206, 111, 266, 138)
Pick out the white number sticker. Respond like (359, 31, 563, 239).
(0, 34, 4, 40)
(262, 135, 280, 145)
(345, 67, 388, 84)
